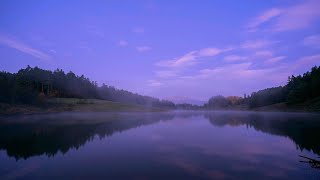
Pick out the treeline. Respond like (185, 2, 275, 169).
(0, 66, 175, 108)
(1, 65, 319, 110)
(205, 66, 320, 109)
(98, 85, 175, 108)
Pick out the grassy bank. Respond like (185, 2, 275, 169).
(0, 98, 166, 115)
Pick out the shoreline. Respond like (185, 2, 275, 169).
(1, 103, 318, 116)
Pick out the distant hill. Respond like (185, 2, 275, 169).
(165, 96, 205, 106)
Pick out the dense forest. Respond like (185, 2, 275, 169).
(1, 66, 320, 111)
(0, 66, 175, 108)
(204, 66, 320, 111)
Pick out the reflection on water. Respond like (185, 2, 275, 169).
(0, 112, 175, 159)
(205, 112, 320, 155)
(0, 111, 319, 179)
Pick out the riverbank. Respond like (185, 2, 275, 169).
(0, 98, 166, 115)
(2, 97, 319, 115)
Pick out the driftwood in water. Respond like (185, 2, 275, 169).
(299, 155, 320, 169)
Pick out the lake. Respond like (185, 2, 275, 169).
(0, 111, 319, 179)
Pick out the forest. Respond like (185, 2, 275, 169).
(0, 65, 320, 111)
(0, 66, 175, 109)
(205, 66, 320, 111)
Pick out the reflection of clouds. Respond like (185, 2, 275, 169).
(150, 113, 311, 179)
(206, 170, 229, 179)
(150, 134, 163, 141)
(167, 157, 199, 174)
(156, 156, 232, 179)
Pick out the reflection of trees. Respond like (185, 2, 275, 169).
(1, 111, 319, 160)
(205, 112, 320, 155)
(0, 112, 174, 159)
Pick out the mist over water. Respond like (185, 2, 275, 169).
(0, 111, 319, 179)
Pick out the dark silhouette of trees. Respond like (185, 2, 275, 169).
(0, 66, 99, 104)
(0, 66, 175, 108)
(205, 66, 320, 110)
(98, 85, 175, 108)
(1, 65, 319, 110)
(205, 95, 231, 109)
(248, 86, 286, 108)
(287, 66, 320, 104)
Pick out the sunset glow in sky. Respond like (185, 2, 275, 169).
(1, 0, 320, 100)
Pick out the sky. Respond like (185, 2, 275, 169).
(0, 0, 320, 101)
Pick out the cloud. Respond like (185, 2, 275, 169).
(0, 34, 51, 62)
(241, 39, 277, 49)
(156, 51, 197, 67)
(197, 63, 254, 79)
(117, 40, 128, 47)
(156, 47, 229, 68)
(293, 54, 320, 70)
(247, 8, 282, 31)
(148, 80, 163, 87)
(132, 27, 145, 33)
(272, 0, 320, 32)
(248, 0, 320, 32)
(179, 62, 292, 89)
(265, 56, 286, 64)
(224, 55, 247, 62)
(136, 46, 152, 52)
(182, 54, 320, 83)
(303, 34, 320, 48)
(197, 48, 223, 56)
(254, 50, 273, 57)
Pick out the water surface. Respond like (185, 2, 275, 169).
(0, 111, 319, 179)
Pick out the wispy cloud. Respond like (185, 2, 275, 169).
(117, 40, 128, 47)
(181, 54, 319, 83)
(156, 47, 229, 68)
(293, 54, 320, 70)
(303, 34, 320, 48)
(0, 34, 51, 62)
(136, 46, 152, 52)
(265, 56, 286, 64)
(186, 63, 254, 80)
(247, 8, 282, 32)
(254, 50, 273, 57)
(241, 39, 277, 49)
(248, 0, 320, 32)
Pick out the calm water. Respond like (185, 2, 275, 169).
(0, 111, 319, 180)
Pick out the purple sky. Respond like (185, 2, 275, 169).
(1, 0, 320, 100)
